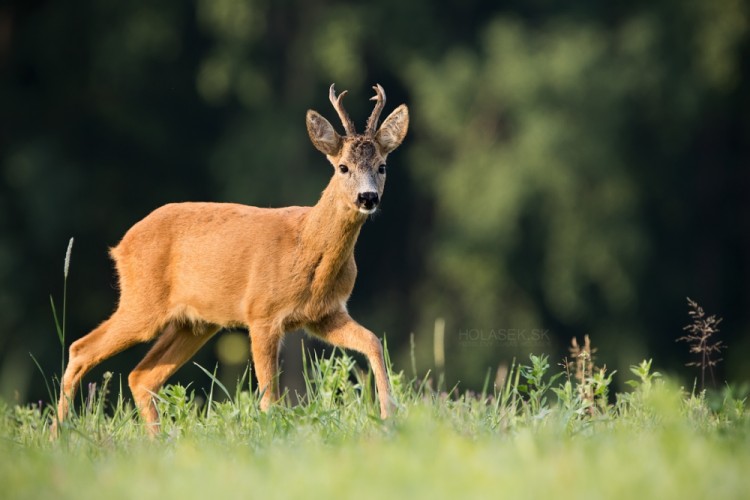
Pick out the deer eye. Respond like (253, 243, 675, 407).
(339, 164, 349, 174)
(378, 164, 386, 175)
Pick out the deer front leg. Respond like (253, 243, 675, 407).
(249, 325, 282, 411)
(309, 310, 395, 419)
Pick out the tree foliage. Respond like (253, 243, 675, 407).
(0, 0, 748, 398)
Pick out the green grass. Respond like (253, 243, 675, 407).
(1, 351, 749, 500)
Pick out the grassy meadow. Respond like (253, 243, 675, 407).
(1, 347, 749, 500)
(2, 261, 747, 499)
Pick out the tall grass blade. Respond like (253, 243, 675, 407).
(49, 296, 63, 346)
(29, 353, 55, 409)
(194, 362, 232, 402)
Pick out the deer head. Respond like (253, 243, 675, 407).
(306, 84, 409, 214)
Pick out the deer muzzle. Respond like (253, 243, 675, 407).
(356, 192, 379, 213)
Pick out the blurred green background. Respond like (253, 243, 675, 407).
(1, 0, 748, 403)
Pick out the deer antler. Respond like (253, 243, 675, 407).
(365, 84, 386, 137)
(329, 84, 356, 136)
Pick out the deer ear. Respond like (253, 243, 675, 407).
(307, 110, 342, 156)
(375, 104, 409, 154)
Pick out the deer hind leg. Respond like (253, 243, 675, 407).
(128, 321, 220, 436)
(54, 310, 161, 435)
(308, 311, 394, 419)
(249, 325, 282, 411)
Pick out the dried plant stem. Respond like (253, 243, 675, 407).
(677, 297, 725, 391)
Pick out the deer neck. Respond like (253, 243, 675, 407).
(297, 181, 365, 292)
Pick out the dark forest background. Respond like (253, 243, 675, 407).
(1, 0, 749, 404)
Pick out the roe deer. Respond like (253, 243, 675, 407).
(53, 84, 409, 436)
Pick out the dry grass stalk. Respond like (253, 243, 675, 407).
(677, 297, 725, 391)
(568, 334, 608, 414)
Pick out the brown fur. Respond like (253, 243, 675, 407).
(53, 85, 409, 436)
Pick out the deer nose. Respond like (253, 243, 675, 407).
(357, 192, 379, 210)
